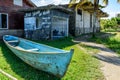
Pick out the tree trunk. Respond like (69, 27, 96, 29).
(92, 0, 99, 37)
(92, 10, 97, 37)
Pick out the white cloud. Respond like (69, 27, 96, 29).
(53, 0, 61, 5)
(31, 0, 47, 6)
(109, 12, 120, 18)
(60, 0, 69, 4)
(31, 0, 69, 6)
(102, 12, 120, 19)
(52, 0, 69, 5)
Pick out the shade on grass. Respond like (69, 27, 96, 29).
(0, 37, 103, 80)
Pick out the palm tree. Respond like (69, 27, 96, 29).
(69, 0, 120, 37)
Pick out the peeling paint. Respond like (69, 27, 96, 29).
(3, 35, 74, 77)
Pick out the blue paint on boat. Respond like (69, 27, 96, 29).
(3, 35, 74, 77)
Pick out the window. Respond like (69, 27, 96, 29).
(0, 13, 8, 29)
(36, 17, 42, 29)
(77, 9, 82, 15)
(77, 9, 82, 21)
(13, 0, 23, 6)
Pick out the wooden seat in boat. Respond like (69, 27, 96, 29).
(7, 40, 19, 47)
(26, 48, 39, 51)
(7, 40, 19, 43)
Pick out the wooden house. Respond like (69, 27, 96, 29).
(20, 5, 71, 40)
(60, 3, 108, 36)
(0, 0, 36, 39)
(20, 2, 108, 40)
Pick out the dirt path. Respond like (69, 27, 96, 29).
(73, 40, 120, 80)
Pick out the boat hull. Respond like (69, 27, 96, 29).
(3, 35, 74, 77)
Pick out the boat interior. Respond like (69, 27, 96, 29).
(8, 40, 40, 52)
(4, 35, 66, 53)
(4, 36, 19, 47)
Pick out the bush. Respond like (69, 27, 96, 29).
(100, 18, 118, 30)
(112, 17, 120, 25)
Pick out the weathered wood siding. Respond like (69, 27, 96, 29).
(0, 0, 34, 29)
(74, 10, 100, 36)
(75, 10, 83, 36)
(83, 11, 91, 33)
(51, 10, 69, 18)
(0, 0, 35, 39)
(24, 9, 69, 40)
(51, 10, 69, 39)
(24, 10, 51, 40)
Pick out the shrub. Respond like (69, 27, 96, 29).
(100, 18, 118, 31)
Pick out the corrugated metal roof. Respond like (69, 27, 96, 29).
(26, 0, 37, 7)
(19, 4, 72, 13)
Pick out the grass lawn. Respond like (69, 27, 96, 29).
(0, 37, 104, 80)
(79, 44, 100, 55)
(0, 73, 9, 80)
(89, 32, 120, 56)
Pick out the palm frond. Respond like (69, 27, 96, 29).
(103, 0, 108, 6)
(69, 0, 77, 8)
(117, 0, 120, 3)
(69, 0, 75, 3)
(76, 0, 93, 10)
(69, 0, 89, 8)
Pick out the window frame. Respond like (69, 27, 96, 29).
(0, 13, 8, 29)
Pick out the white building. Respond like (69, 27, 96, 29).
(61, 2, 108, 36)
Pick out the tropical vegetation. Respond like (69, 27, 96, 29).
(100, 17, 120, 31)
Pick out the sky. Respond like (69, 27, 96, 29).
(31, 0, 120, 19)
(101, 0, 120, 19)
(31, 0, 69, 6)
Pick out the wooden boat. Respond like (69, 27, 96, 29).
(3, 35, 74, 77)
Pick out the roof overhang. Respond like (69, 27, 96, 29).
(19, 4, 72, 13)
(97, 9, 109, 17)
(75, 2, 108, 17)
(26, 0, 37, 7)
